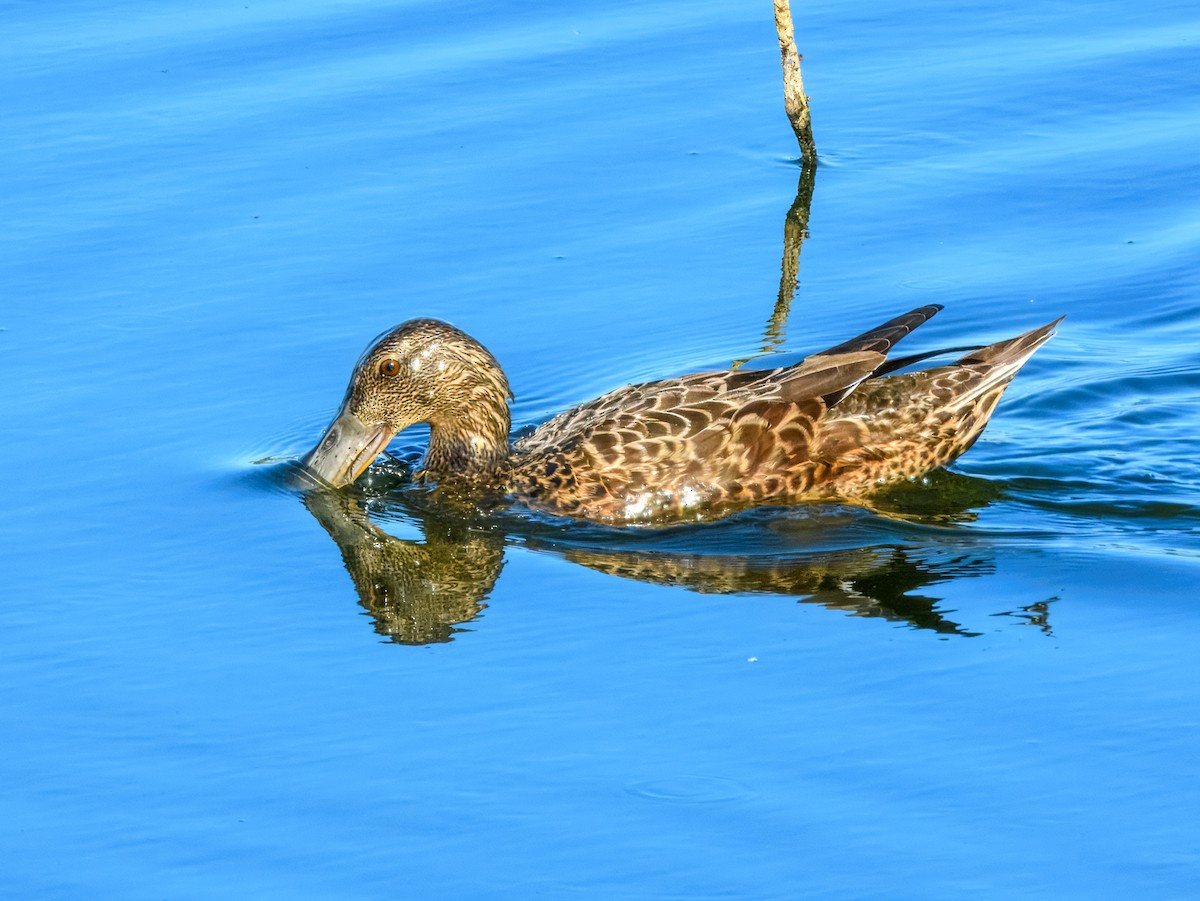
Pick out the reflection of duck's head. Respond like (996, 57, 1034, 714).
(302, 307, 1060, 525)
(304, 488, 504, 644)
(302, 319, 512, 488)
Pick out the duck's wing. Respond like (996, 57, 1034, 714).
(520, 305, 943, 453)
(510, 351, 885, 521)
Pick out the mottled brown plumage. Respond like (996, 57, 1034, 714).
(302, 306, 1060, 524)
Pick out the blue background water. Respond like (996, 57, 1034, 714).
(4, 0, 1200, 897)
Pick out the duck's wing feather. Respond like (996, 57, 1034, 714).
(813, 304, 943, 357)
(801, 304, 944, 405)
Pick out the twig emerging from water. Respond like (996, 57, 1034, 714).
(732, 0, 819, 370)
(773, 0, 816, 162)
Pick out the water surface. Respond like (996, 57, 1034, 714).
(4, 0, 1200, 898)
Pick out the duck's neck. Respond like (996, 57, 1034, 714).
(422, 405, 512, 482)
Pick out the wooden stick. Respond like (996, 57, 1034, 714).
(773, 0, 816, 162)
(732, 1, 818, 370)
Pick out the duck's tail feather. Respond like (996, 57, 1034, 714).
(957, 316, 1063, 367)
(944, 315, 1063, 413)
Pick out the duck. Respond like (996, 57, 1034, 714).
(301, 305, 1060, 524)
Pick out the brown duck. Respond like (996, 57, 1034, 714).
(302, 305, 1060, 524)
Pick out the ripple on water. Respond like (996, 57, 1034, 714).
(626, 775, 757, 804)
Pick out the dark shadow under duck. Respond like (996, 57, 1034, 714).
(302, 305, 1060, 525)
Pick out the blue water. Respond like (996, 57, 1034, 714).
(4, 0, 1200, 897)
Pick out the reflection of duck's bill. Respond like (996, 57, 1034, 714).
(301, 408, 396, 488)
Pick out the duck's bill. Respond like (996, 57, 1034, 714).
(300, 408, 396, 488)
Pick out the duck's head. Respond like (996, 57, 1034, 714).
(302, 319, 512, 488)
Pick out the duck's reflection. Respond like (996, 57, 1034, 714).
(301, 479, 1050, 644)
(304, 489, 504, 644)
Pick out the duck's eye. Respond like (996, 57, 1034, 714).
(378, 358, 400, 377)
